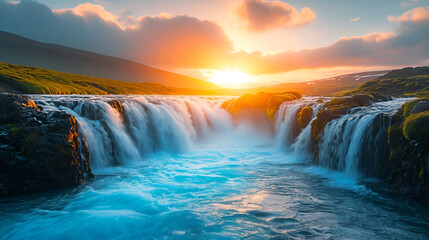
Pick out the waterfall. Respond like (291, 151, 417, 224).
(273, 97, 410, 180)
(34, 95, 233, 168)
(316, 98, 409, 179)
(274, 97, 328, 152)
(33, 95, 409, 180)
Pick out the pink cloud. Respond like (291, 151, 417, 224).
(236, 0, 316, 32)
(348, 17, 360, 23)
(54, 3, 119, 25)
(0, 1, 428, 75)
(388, 6, 429, 22)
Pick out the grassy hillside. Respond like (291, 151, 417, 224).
(378, 66, 429, 79)
(0, 62, 175, 95)
(353, 75, 429, 98)
(0, 31, 218, 90)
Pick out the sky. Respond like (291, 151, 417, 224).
(1, 0, 429, 88)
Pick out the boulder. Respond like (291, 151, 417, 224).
(387, 98, 429, 201)
(0, 94, 92, 196)
(107, 100, 124, 117)
(221, 91, 301, 118)
(297, 107, 313, 129)
(266, 92, 301, 122)
(325, 94, 375, 108)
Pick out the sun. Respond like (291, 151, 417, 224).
(209, 70, 251, 87)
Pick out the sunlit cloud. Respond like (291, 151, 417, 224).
(388, 6, 429, 22)
(0, 1, 428, 77)
(235, 0, 316, 32)
(348, 17, 360, 23)
(53, 3, 137, 30)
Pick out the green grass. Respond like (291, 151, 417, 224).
(353, 75, 429, 97)
(0, 62, 175, 95)
(403, 110, 429, 149)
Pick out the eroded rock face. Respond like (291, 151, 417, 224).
(387, 99, 429, 201)
(0, 94, 92, 196)
(266, 92, 302, 122)
(221, 92, 301, 121)
(297, 107, 313, 129)
(311, 93, 385, 144)
(107, 100, 124, 117)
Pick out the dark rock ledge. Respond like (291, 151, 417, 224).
(0, 94, 92, 196)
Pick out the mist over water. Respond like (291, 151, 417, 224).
(1, 96, 428, 239)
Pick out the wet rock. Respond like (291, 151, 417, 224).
(107, 100, 124, 117)
(0, 93, 92, 196)
(387, 99, 429, 202)
(266, 92, 301, 122)
(325, 94, 374, 108)
(297, 107, 313, 129)
(221, 92, 274, 115)
(221, 92, 302, 124)
(409, 100, 429, 115)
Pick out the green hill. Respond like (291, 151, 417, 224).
(0, 62, 175, 95)
(0, 31, 219, 90)
(378, 66, 429, 79)
(353, 75, 429, 98)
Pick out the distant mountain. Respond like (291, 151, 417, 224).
(0, 31, 219, 90)
(252, 70, 391, 96)
(377, 66, 429, 79)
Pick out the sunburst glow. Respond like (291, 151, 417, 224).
(209, 70, 251, 87)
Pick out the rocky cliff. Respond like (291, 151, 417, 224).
(0, 94, 92, 196)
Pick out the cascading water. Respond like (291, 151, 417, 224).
(273, 97, 328, 153)
(35, 95, 234, 168)
(314, 98, 411, 179)
(2, 95, 428, 239)
(273, 97, 410, 180)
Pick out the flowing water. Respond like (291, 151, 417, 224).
(1, 96, 428, 239)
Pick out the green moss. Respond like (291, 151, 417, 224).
(3, 123, 18, 128)
(402, 99, 421, 117)
(24, 132, 41, 147)
(326, 94, 374, 107)
(297, 107, 313, 129)
(403, 110, 429, 149)
(9, 127, 24, 136)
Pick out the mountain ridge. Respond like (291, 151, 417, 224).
(0, 30, 219, 90)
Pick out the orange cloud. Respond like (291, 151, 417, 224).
(236, 0, 316, 32)
(0, 1, 428, 76)
(54, 3, 119, 25)
(388, 6, 429, 22)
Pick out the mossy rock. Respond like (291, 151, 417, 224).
(268, 93, 299, 111)
(403, 99, 429, 117)
(223, 91, 301, 118)
(297, 107, 313, 129)
(266, 92, 301, 122)
(403, 110, 429, 152)
(326, 94, 374, 107)
(9, 127, 24, 136)
(107, 100, 124, 116)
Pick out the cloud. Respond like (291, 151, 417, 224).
(388, 6, 429, 22)
(233, 6, 429, 74)
(235, 0, 316, 32)
(348, 17, 360, 23)
(0, 0, 233, 69)
(53, 3, 119, 25)
(0, 1, 428, 75)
